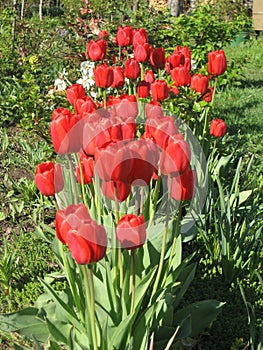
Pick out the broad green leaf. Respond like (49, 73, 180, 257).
(0, 307, 49, 343)
(174, 300, 225, 337)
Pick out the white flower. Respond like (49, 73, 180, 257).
(54, 78, 66, 91)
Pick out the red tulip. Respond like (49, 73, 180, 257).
(144, 69, 155, 83)
(174, 46, 191, 71)
(134, 43, 151, 62)
(190, 74, 209, 95)
(137, 80, 150, 98)
(151, 80, 169, 101)
(160, 135, 191, 176)
(50, 112, 82, 154)
(76, 152, 94, 185)
(128, 139, 159, 186)
(107, 94, 138, 119)
(208, 50, 227, 76)
(124, 58, 140, 80)
(86, 39, 107, 61)
(67, 220, 107, 264)
(145, 100, 164, 119)
(95, 141, 134, 183)
(170, 167, 195, 201)
(210, 119, 227, 137)
(66, 84, 86, 106)
(35, 162, 64, 197)
(101, 180, 131, 202)
(93, 64, 114, 88)
(203, 86, 214, 102)
(98, 30, 108, 38)
(116, 26, 133, 46)
(170, 66, 191, 86)
(55, 203, 91, 244)
(73, 96, 97, 116)
(111, 66, 125, 88)
(150, 47, 165, 69)
(116, 214, 146, 250)
(146, 116, 178, 149)
(132, 28, 148, 46)
(52, 107, 73, 121)
(166, 52, 185, 71)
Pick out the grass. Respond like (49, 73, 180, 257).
(0, 34, 262, 349)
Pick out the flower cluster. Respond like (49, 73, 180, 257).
(35, 25, 228, 264)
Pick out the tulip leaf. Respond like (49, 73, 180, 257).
(0, 307, 49, 343)
(109, 314, 135, 349)
(174, 300, 225, 337)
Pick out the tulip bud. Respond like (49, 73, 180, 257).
(116, 214, 146, 250)
(35, 162, 64, 197)
(210, 119, 227, 137)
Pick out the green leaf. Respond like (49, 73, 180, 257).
(0, 307, 49, 343)
(174, 300, 225, 337)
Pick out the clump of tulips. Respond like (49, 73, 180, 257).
(31, 25, 228, 349)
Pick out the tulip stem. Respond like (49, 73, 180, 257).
(67, 154, 79, 204)
(130, 249, 136, 313)
(140, 62, 144, 81)
(83, 265, 98, 350)
(140, 187, 144, 215)
(114, 183, 123, 289)
(149, 174, 161, 226)
(151, 175, 172, 299)
(163, 201, 182, 285)
(103, 89, 107, 109)
(59, 242, 85, 324)
(77, 155, 89, 208)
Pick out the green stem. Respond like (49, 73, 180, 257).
(140, 62, 144, 81)
(60, 242, 85, 324)
(163, 202, 182, 286)
(103, 89, 107, 109)
(114, 183, 123, 289)
(83, 265, 98, 350)
(130, 249, 136, 313)
(77, 154, 88, 208)
(67, 154, 79, 204)
(151, 175, 172, 298)
(149, 174, 161, 226)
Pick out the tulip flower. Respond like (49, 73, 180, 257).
(50, 112, 82, 154)
(116, 214, 146, 250)
(55, 203, 91, 244)
(208, 50, 227, 76)
(171, 167, 195, 201)
(160, 135, 191, 176)
(150, 47, 165, 70)
(137, 80, 150, 98)
(170, 66, 191, 86)
(35, 162, 64, 197)
(101, 180, 131, 202)
(151, 80, 169, 101)
(124, 58, 140, 80)
(73, 96, 97, 116)
(145, 100, 164, 119)
(203, 86, 214, 102)
(144, 69, 155, 83)
(76, 152, 94, 185)
(95, 141, 134, 183)
(166, 52, 185, 71)
(134, 43, 151, 63)
(210, 119, 227, 137)
(67, 220, 107, 264)
(116, 26, 133, 47)
(190, 74, 209, 95)
(86, 39, 107, 61)
(66, 84, 86, 106)
(132, 28, 148, 46)
(146, 116, 178, 150)
(111, 66, 125, 89)
(93, 64, 114, 88)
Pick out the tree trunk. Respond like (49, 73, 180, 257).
(39, 0, 43, 20)
(11, 0, 17, 52)
(168, 0, 183, 16)
(21, 0, 25, 20)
